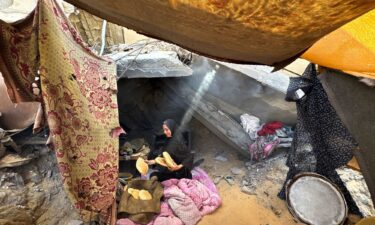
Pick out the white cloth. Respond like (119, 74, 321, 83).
(240, 114, 260, 140)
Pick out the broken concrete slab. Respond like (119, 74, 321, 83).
(110, 51, 193, 79)
(186, 57, 297, 125)
(214, 61, 292, 93)
(164, 79, 252, 157)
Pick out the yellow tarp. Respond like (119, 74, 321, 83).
(303, 10, 375, 79)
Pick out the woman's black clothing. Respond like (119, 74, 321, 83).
(278, 64, 360, 215)
(149, 129, 194, 181)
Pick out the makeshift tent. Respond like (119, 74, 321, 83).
(64, 0, 375, 65)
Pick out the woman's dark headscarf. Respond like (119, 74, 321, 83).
(163, 119, 176, 136)
(162, 119, 193, 169)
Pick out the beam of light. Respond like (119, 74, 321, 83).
(177, 67, 217, 134)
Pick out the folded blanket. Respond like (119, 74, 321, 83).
(150, 202, 184, 225)
(164, 184, 202, 225)
(191, 167, 218, 194)
(178, 179, 221, 216)
(161, 178, 221, 225)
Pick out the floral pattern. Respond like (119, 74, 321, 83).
(0, 17, 39, 102)
(0, 0, 121, 221)
(37, 0, 120, 222)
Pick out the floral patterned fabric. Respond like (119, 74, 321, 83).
(39, 0, 120, 221)
(0, 12, 39, 102)
(0, 0, 120, 222)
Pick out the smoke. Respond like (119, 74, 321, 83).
(177, 67, 216, 133)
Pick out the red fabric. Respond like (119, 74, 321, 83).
(257, 121, 283, 136)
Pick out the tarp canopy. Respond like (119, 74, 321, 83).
(64, 0, 375, 66)
(303, 9, 375, 79)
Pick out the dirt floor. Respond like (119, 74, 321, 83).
(190, 119, 301, 225)
(199, 183, 297, 225)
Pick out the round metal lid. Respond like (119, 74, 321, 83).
(286, 173, 348, 225)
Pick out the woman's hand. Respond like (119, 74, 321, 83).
(144, 159, 156, 165)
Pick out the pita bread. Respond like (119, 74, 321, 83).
(139, 190, 152, 201)
(136, 157, 148, 175)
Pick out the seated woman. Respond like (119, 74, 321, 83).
(146, 119, 194, 182)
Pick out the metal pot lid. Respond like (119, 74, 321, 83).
(286, 173, 348, 225)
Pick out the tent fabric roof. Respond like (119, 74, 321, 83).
(65, 0, 375, 66)
(303, 9, 375, 79)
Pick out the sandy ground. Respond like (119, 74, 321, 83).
(190, 119, 301, 225)
(199, 182, 298, 225)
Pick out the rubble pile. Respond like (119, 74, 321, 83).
(0, 141, 79, 225)
(241, 154, 289, 196)
(337, 167, 375, 217)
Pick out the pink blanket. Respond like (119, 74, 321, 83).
(163, 184, 202, 225)
(161, 178, 221, 225)
(119, 169, 221, 225)
(149, 202, 184, 225)
(192, 167, 219, 194)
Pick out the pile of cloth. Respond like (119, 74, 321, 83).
(240, 114, 293, 161)
(117, 168, 221, 225)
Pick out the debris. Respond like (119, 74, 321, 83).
(67, 220, 84, 225)
(34, 186, 43, 192)
(214, 155, 228, 162)
(45, 170, 52, 178)
(230, 167, 244, 175)
(29, 170, 42, 184)
(0, 172, 24, 189)
(337, 167, 375, 217)
(213, 176, 223, 185)
(111, 50, 193, 79)
(0, 191, 6, 200)
(245, 161, 253, 168)
(224, 175, 235, 186)
(0, 154, 32, 169)
(241, 180, 250, 187)
(0, 143, 5, 158)
(241, 186, 256, 195)
(193, 158, 205, 168)
(270, 206, 282, 217)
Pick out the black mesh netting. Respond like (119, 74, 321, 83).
(278, 64, 361, 215)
